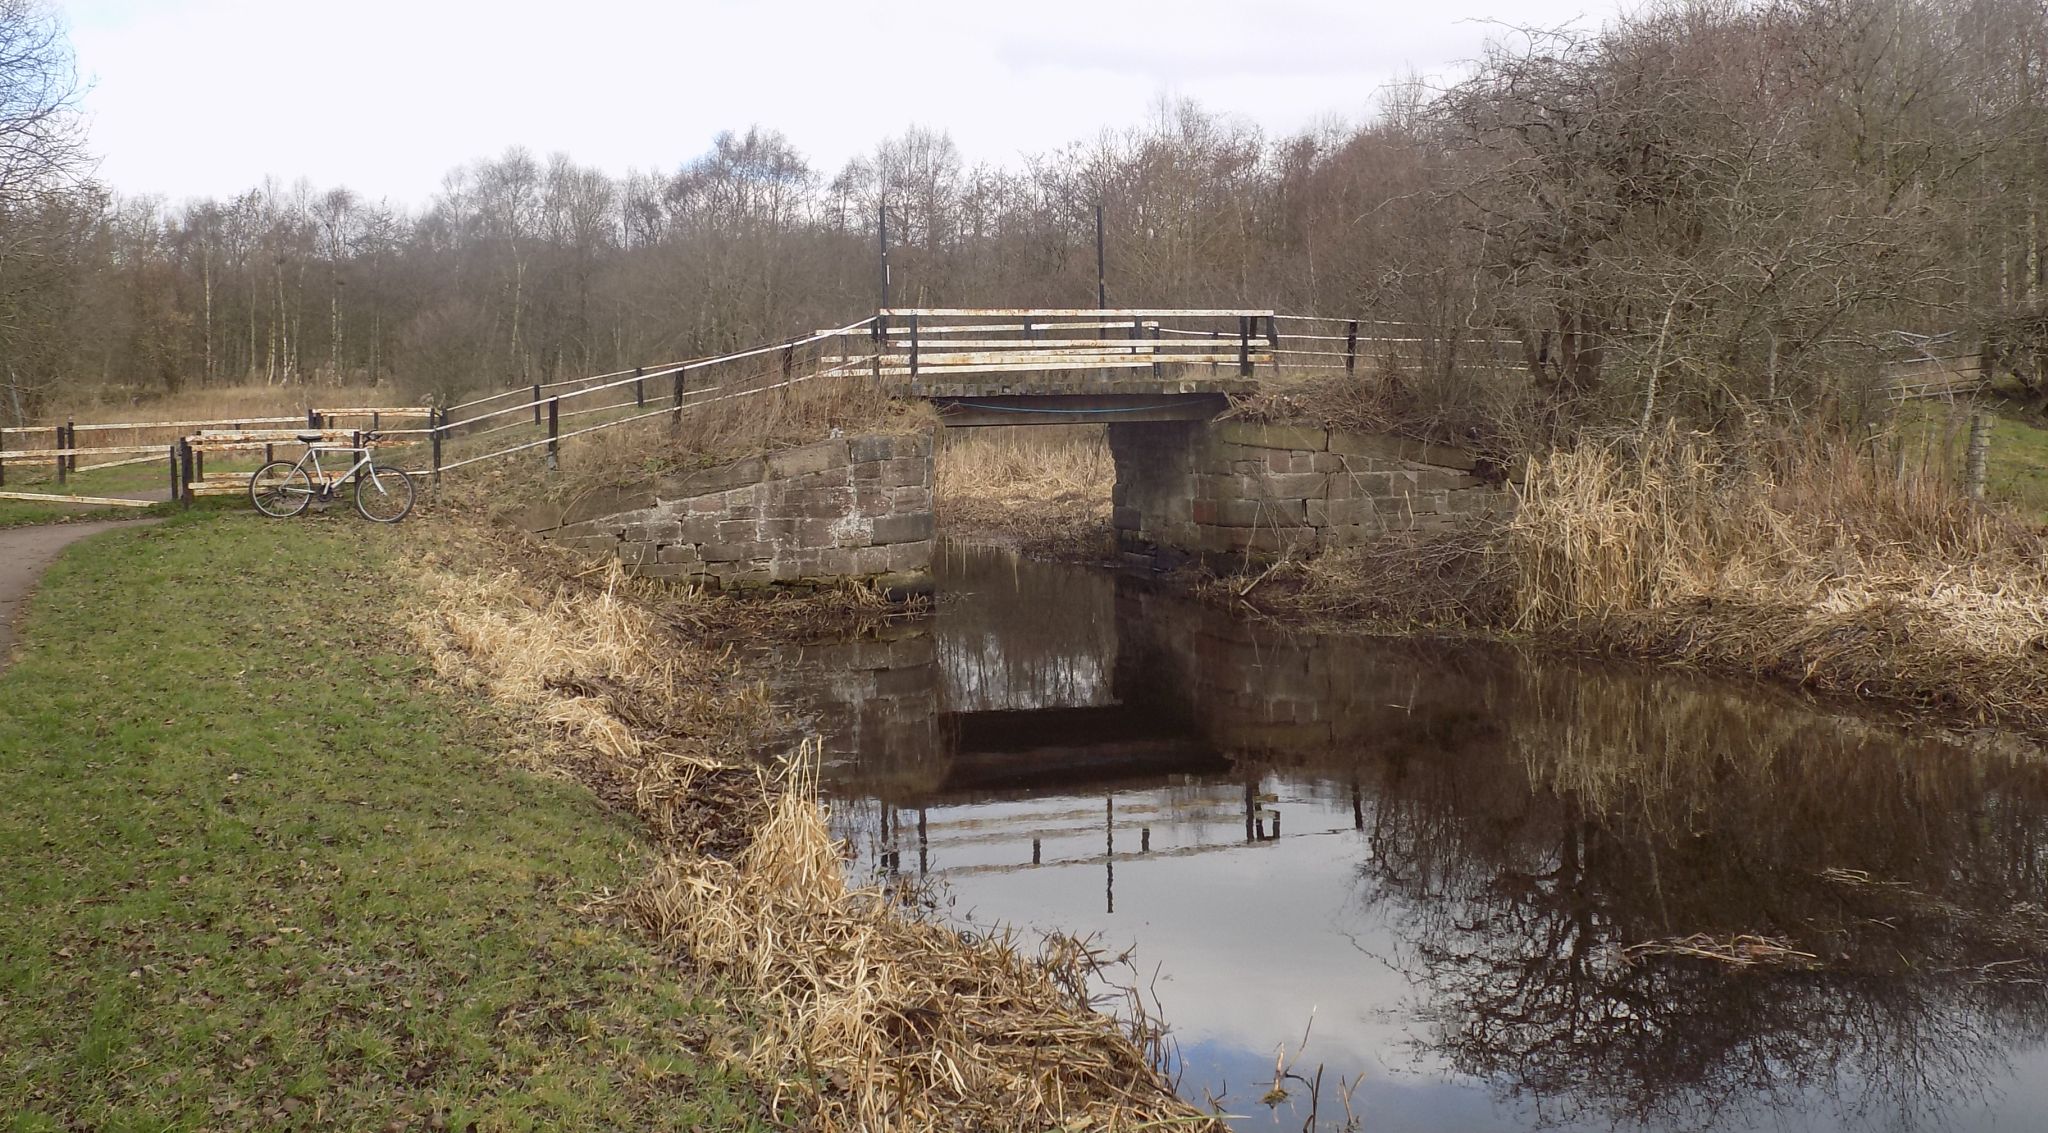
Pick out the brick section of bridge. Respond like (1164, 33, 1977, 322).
(524, 432, 935, 592)
(1109, 420, 1511, 566)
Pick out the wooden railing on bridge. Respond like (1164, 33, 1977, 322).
(0, 308, 1597, 507)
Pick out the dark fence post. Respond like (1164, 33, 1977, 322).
(531, 383, 542, 426)
(546, 397, 560, 470)
(907, 314, 920, 385)
(1345, 319, 1360, 378)
(634, 366, 645, 407)
(166, 443, 178, 501)
(430, 408, 444, 485)
(53, 425, 65, 485)
(782, 343, 795, 385)
(178, 440, 194, 506)
(307, 408, 318, 431)
(1238, 316, 1252, 377)
(65, 420, 77, 474)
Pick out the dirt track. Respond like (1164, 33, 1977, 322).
(0, 519, 157, 673)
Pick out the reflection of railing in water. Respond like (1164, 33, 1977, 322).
(799, 547, 2048, 1131)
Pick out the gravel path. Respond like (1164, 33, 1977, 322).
(0, 519, 159, 673)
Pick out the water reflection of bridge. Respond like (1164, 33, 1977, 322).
(777, 544, 2048, 1133)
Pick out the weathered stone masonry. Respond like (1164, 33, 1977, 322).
(1109, 419, 1511, 566)
(523, 432, 935, 592)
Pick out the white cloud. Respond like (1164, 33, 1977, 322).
(58, 0, 1611, 207)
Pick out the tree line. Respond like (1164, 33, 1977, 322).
(4, 0, 2048, 440)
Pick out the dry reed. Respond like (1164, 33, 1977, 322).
(403, 524, 1221, 1131)
(1504, 427, 2048, 729)
(936, 425, 1115, 559)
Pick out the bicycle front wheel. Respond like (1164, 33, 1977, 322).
(249, 461, 313, 517)
(354, 465, 416, 523)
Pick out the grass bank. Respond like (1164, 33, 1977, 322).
(1243, 425, 2048, 736)
(0, 512, 771, 1131)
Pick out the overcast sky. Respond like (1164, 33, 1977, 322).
(59, 0, 1616, 208)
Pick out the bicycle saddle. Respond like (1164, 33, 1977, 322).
(296, 432, 322, 443)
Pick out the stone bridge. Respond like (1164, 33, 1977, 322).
(516, 307, 1513, 590)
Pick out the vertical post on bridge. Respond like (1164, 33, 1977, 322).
(671, 366, 686, 438)
(1095, 202, 1107, 311)
(546, 397, 560, 471)
(1238, 316, 1252, 377)
(907, 315, 920, 387)
(1266, 315, 1281, 374)
(1345, 319, 1360, 378)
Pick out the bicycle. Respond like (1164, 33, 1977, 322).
(248, 432, 416, 523)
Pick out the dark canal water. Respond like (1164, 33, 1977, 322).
(772, 542, 2048, 1132)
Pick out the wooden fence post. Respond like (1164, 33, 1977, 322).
(1238, 316, 1252, 377)
(1345, 320, 1359, 378)
(1966, 410, 1993, 500)
(178, 440, 194, 507)
(65, 420, 76, 474)
(430, 408, 444, 485)
(531, 383, 542, 426)
(53, 425, 65, 485)
(546, 397, 560, 471)
(907, 314, 920, 385)
(167, 443, 179, 501)
(634, 366, 645, 407)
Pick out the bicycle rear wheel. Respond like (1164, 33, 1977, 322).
(249, 461, 313, 517)
(354, 464, 415, 523)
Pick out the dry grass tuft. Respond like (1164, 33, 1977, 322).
(403, 521, 1219, 1131)
(1503, 427, 2048, 727)
(936, 425, 1115, 560)
(1617, 934, 1819, 969)
(621, 750, 1209, 1132)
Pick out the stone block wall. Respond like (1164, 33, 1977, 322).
(524, 432, 935, 592)
(1109, 419, 1512, 567)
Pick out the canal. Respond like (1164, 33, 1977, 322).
(773, 541, 2048, 1131)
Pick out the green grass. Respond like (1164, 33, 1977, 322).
(1888, 400, 2048, 524)
(1983, 407, 2048, 522)
(0, 513, 771, 1131)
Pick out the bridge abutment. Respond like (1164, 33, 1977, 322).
(520, 431, 936, 593)
(1108, 419, 1511, 569)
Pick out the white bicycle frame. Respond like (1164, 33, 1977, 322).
(283, 443, 391, 497)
